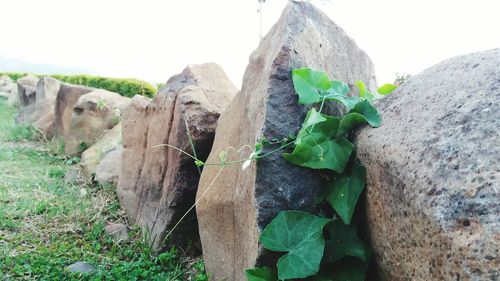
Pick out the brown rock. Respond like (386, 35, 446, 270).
(17, 74, 39, 107)
(195, 2, 377, 280)
(117, 63, 237, 251)
(65, 89, 130, 155)
(54, 83, 94, 139)
(80, 123, 122, 181)
(105, 223, 129, 242)
(356, 49, 500, 280)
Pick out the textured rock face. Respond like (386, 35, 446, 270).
(65, 90, 130, 155)
(80, 123, 122, 181)
(356, 49, 500, 280)
(195, 2, 377, 280)
(36, 77, 61, 102)
(118, 63, 237, 251)
(17, 74, 39, 106)
(54, 83, 94, 139)
(0, 76, 19, 105)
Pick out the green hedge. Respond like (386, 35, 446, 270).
(1, 72, 157, 98)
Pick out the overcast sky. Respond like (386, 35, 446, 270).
(0, 0, 499, 87)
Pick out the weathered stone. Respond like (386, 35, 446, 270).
(105, 223, 129, 242)
(65, 261, 96, 273)
(195, 2, 377, 280)
(356, 48, 500, 280)
(95, 146, 122, 186)
(36, 77, 61, 102)
(54, 83, 94, 139)
(17, 74, 39, 107)
(16, 99, 55, 138)
(117, 63, 237, 251)
(80, 123, 122, 181)
(0, 81, 18, 105)
(65, 90, 129, 155)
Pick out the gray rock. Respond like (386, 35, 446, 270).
(65, 261, 96, 273)
(95, 146, 122, 186)
(117, 63, 237, 252)
(105, 223, 129, 242)
(195, 2, 377, 280)
(356, 48, 500, 280)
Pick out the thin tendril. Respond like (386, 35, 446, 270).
(163, 166, 224, 243)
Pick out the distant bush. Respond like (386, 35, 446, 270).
(1, 72, 157, 98)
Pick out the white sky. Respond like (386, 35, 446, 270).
(0, 0, 499, 87)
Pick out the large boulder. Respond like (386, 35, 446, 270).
(117, 63, 237, 251)
(80, 123, 122, 181)
(17, 74, 39, 106)
(36, 77, 61, 102)
(356, 49, 500, 280)
(65, 89, 130, 155)
(54, 83, 94, 139)
(195, 2, 377, 280)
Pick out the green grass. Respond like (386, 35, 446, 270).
(0, 98, 207, 280)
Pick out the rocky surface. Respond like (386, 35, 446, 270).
(117, 63, 237, 251)
(65, 261, 96, 273)
(356, 48, 500, 280)
(16, 99, 55, 138)
(64, 89, 129, 155)
(195, 2, 377, 280)
(80, 123, 122, 182)
(54, 83, 94, 139)
(17, 74, 39, 106)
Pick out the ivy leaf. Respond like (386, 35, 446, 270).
(324, 220, 371, 263)
(337, 99, 381, 136)
(354, 80, 375, 101)
(377, 83, 397, 95)
(325, 162, 366, 224)
(302, 108, 327, 129)
(245, 267, 277, 281)
(330, 80, 350, 96)
(315, 258, 368, 281)
(283, 113, 353, 173)
(292, 68, 332, 104)
(259, 211, 330, 280)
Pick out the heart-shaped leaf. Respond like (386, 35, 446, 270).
(283, 111, 353, 173)
(319, 90, 361, 110)
(324, 220, 371, 263)
(245, 267, 277, 281)
(259, 211, 330, 280)
(337, 99, 381, 136)
(330, 80, 350, 96)
(325, 162, 366, 224)
(377, 83, 397, 95)
(292, 68, 332, 105)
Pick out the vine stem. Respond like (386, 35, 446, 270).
(162, 166, 224, 244)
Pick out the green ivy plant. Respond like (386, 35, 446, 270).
(246, 68, 396, 281)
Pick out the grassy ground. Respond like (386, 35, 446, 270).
(0, 98, 207, 280)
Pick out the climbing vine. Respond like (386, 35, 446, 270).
(157, 68, 396, 281)
(245, 68, 397, 281)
